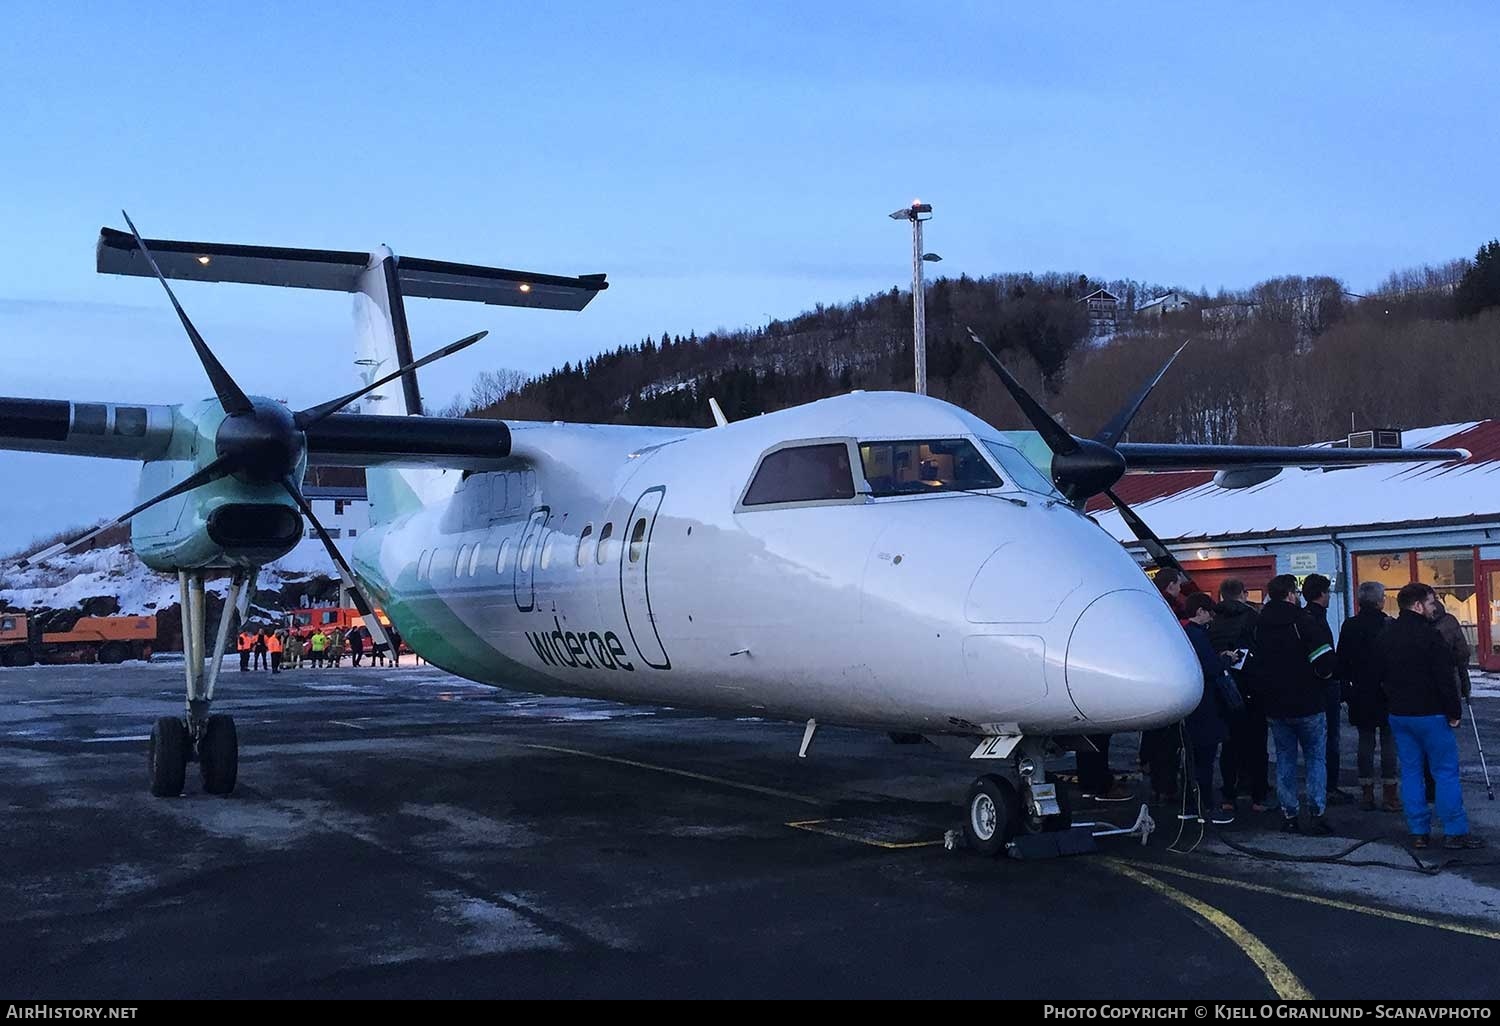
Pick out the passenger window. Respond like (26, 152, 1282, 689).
(596, 522, 614, 565)
(416, 550, 430, 580)
(467, 544, 483, 576)
(455, 545, 470, 576)
(742, 443, 855, 506)
(577, 524, 593, 568)
(628, 518, 648, 563)
(519, 533, 537, 571)
(495, 475, 508, 513)
(496, 538, 512, 574)
(540, 532, 556, 570)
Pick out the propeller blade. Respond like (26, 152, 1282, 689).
(121, 212, 254, 416)
(1103, 487, 1187, 577)
(964, 327, 1078, 457)
(293, 330, 489, 428)
(1094, 338, 1191, 449)
(18, 455, 234, 568)
(281, 479, 391, 648)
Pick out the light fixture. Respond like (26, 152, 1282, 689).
(518, 283, 532, 293)
(196, 255, 211, 266)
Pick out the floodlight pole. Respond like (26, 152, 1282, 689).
(890, 201, 934, 395)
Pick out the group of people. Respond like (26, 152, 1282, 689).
(235, 623, 407, 673)
(1078, 567, 1484, 851)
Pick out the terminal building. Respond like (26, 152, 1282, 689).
(1090, 421, 1500, 669)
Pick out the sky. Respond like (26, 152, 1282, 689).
(1, 1, 1497, 550)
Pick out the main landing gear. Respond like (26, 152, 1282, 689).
(961, 737, 1072, 857)
(148, 569, 251, 797)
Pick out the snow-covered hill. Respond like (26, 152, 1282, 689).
(0, 538, 341, 616)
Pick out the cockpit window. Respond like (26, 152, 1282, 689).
(858, 439, 1001, 496)
(742, 443, 856, 506)
(982, 439, 1060, 497)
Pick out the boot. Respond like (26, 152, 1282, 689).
(1360, 784, 1376, 811)
(1382, 782, 1401, 813)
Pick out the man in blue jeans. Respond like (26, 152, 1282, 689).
(1379, 583, 1486, 850)
(1249, 574, 1337, 833)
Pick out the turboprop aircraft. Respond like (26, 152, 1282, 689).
(0, 216, 1469, 854)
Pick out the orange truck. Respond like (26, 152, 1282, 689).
(285, 607, 410, 651)
(0, 613, 157, 667)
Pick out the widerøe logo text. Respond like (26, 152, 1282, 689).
(525, 617, 636, 672)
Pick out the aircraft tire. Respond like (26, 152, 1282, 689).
(199, 715, 238, 796)
(963, 774, 1020, 856)
(148, 717, 188, 797)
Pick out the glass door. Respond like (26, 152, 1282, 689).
(1481, 562, 1500, 672)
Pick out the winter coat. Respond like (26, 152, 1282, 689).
(1209, 599, 1259, 656)
(1247, 600, 1336, 720)
(349, 629, 366, 653)
(1378, 609, 1462, 722)
(1184, 620, 1228, 746)
(1432, 611, 1473, 700)
(1337, 606, 1391, 729)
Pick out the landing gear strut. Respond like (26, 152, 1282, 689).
(148, 569, 251, 797)
(961, 737, 1072, 856)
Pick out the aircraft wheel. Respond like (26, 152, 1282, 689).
(199, 714, 238, 796)
(963, 774, 1020, 857)
(148, 717, 188, 797)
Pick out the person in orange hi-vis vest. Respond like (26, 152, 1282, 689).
(236, 630, 253, 673)
(267, 630, 284, 675)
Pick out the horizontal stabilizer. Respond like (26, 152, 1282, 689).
(97, 228, 607, 311)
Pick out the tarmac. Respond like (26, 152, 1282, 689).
(4, 658, 1500, 1000)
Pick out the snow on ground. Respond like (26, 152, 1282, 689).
(0, 541, 338, 614)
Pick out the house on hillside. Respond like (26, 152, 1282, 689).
(1078, 288, 1120, 336)
(1135, 291, 1194, 321)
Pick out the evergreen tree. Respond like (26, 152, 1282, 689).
(1456, 240, 1500, 317)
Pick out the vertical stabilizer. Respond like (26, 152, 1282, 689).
(354, 247, 439, 521)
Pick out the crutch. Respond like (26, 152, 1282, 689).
(1468, 699, 1494, 801)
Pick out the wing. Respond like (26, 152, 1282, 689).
(1115, 442, 1471, 472)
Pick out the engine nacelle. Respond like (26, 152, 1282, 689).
(129, 399, 307, 570)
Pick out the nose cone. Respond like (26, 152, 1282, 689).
(1064, 590, 1201, 730)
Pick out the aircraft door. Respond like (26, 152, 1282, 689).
(513, 507, 549, 612)
(619, 487, 670, 670)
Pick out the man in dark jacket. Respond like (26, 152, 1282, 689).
(1431, 606, 1472, 701)
(1211, 579, 1266, 812)
(1379, 583, 1484, 850)
(1303, 574, 1352, 805)
(1250, 574, 1337, 832)
(1337, 581, 1396, 811)
(1184, 593, 1233, 824)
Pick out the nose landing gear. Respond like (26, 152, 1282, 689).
(147, 569, 250, 797)
(961, 738, 1074, 856)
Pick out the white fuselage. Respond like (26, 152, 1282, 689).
(353, 392, 1203, 739)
